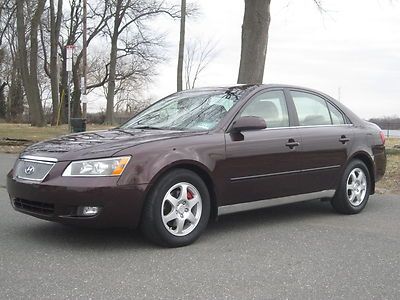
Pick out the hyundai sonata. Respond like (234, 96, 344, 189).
(7, 84, 386, 247)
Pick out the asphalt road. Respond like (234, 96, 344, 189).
(1, 154, 399, 299)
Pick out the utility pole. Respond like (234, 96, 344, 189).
(82, 0, 88, 118)
(176, 0, 186, 92)
(66, 45, 74, 132)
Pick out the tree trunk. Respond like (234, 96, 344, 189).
(7, 58, 24, 122)
(49, 0, 63, 125)
(237, 0, 271, 84)
(16, 0, 46, 126)
(0, 81, 6, 119)
(105, 0, 122, 125)
(105, 36, 117, 124)
(176, 0, 186, 92)
(58, 47, 68, 124)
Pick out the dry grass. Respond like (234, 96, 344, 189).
(0, 123, 113, 153)
(0, 123, 112, 141)
(376, 138, 400, 194)
(385, 137, 400, 149)
(376, 154, 400, 194)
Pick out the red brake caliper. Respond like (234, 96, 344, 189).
(187, 188, 194, 200)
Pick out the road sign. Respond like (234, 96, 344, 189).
(66, 45, 74, 72)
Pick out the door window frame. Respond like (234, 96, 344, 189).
(285, 88, 352, 127)
(225, 88, 297, 133)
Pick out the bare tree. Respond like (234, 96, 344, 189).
(237, 0, 271, 84)
(48, 0, 63, 125)
(103, 0, 179, 124)
(0, 2, 8, 118)
(1, 0, 188, 126)
(184, 40, 217, 89)
(16, 0, 46, 126)
(88, 50, 154, 116)
(0, 47, 6, 118)
(238, 0, 326, 84)
(56, 0, 111, 121)
(0, 0, 12, 46)
(1, 1, 24, 122)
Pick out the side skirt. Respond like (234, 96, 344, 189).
(217, 190, 335, 216)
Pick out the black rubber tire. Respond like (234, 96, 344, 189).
(331, 159, 371, 214)
(140, 169, 210, 247)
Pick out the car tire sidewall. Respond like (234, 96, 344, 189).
(145, 169, 210, 247)
(333, 159, 371, 214)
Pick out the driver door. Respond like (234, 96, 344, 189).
(221, 89, 303, 206)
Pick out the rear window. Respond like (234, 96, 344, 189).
(291, 91, 331, 126)
(328, 102, 345, 125)
(291, 91, 347, 126)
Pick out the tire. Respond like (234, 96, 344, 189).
(331, 159, 371, 214)
(140, 169, 210, 247)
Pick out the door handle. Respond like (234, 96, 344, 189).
(339, 135, 350, 144)
(285, 139, 300, 149)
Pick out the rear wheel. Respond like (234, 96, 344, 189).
(140, 169, 210, 247)
(331, 159, 371, 214)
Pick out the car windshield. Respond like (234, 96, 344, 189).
(121, 89, 243, 131)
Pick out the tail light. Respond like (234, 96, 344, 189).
(379, 131, 385, 145)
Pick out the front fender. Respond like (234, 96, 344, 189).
(115, 133, 225, 187)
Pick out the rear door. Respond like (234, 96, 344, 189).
(221, 89, 304, 206)
(288, 90, 354, 193)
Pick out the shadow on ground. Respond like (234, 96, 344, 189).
(10, 199, 336, 251)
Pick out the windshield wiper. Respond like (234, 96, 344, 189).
(130, 125, 165, 130)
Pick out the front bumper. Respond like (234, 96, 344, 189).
(7, 170, 149, 229)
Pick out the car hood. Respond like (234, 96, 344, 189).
(20, 129, 202, 162)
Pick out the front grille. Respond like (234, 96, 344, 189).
(14, 159, 55, 182)
(13, 198, 55, 215)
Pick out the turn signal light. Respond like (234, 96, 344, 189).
(112, 157, 130, 176)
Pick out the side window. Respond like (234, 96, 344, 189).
(240, 90, 289, 128)
(327, 102, 345, 125)
(291, 91, 331, 126)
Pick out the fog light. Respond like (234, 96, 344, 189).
(79, 206, 100, 216)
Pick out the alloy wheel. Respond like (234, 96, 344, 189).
(346, 167, 367, 206)
(161, 182, 202, 237)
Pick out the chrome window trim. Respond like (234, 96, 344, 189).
(20, 155, 58, 163)
(15, 159, 55, 182)
(218, 190, 335, 216)
(294, 124, 354, 129)
(237, 123, 354, 133)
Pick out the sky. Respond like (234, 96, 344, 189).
(90, 0, 400, 119)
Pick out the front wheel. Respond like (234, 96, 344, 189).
(140, 169, 210, 247)
(331, 159, 371, 214)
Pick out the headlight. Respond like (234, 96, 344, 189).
(62, 156, 131, 177)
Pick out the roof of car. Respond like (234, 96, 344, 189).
(189, 83, 324, 92)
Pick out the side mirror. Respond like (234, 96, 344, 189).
(230, 116, 267, 133)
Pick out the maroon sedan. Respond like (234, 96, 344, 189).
(7, 84, 386, 247)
